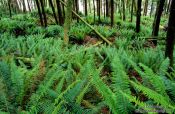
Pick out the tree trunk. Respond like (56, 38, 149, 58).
(97, 0, 101, 23)
(136, 0, 142, 33)
(150, 0, 154, 17)
(131, 0, 134, 22)
(75, 0, 79, 22)
(152, 0, 165, 45)
(111, 0, 114, 27)
(165, 0, 175, 68)
(40, 0, 47, 27)
(167, 0, 171, 13)
(56, 0, 63, 25)
(93, 0, 96, 23)
(106, 0, 109, 17)
(35, 0, 44, 26)
(22, 0, 26, 12)
(49, 0, 58, 24)
(143, 0, 148, 16)
(27, 0, 31, 12)
(64, 0, 73, 45)
(8, 0, 12, 17)
(85, 0, 87, 16)
(122, 0, 126, 21)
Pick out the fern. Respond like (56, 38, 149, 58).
(111, 53, 133, 114)
(92, 68, 118, 114)
(130, 80, 175, 112)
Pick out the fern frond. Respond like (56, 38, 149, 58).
(92, 68, 118, 114)
(111, 53, 133, 114)
(130, 80, 175, 112)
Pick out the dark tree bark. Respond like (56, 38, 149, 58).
(93, 0, 96, 23)
(106, 0, 109, 17)
(75, 0, 79, 22)
(165, 0, 175, 68)
(111, 0, 114, 27)
(143, 0, 148, 16)
(167, 0, 171, 13)
(131, 0, 134, 22)
(152, 0, 165, 45)
(56, 0, 63, 25)
(97, 0, 101, 23)
(8, 0, 12, 17)
(27, 0, 31, 12)
(150, 0, 154, 17)
(49, 0, 58, 24)
(122, 0, 126, 21)
(62, 0, 65, 19)
(136, 0, 142, 33)
(22, 0, 26, 12)
(40, 0, 47, 27)
(85, 0, 87, 16)
(35, 0, 44, 26)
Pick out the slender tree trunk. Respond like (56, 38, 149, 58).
(85, 0, 87, 16)
(64, 0, 73, 45)
(22, 0, 26, 12)
(131, 0, 134, 22)
(27, 0, 31, 12)
(97, 0, 101, 23)
(150, 0, 154, 17)
(8, 0, 12, 17)
(62, 0, 65, 19)
(93, 0, 96, 23)
(152, 0, 165, 45)
(122, 0, 126, 21)
(118, 0, 122, 19)
(143, 0, 148, 16)
(106, 0, 109, 17)
(111, 0, 114, 27)
(75, 0, 79, 22)
(89, 0, 91, 13)
(56, 0, 63, 25)
(36, 0, 44, 26)
(49, 0, 58, 24)
(40, 0, 47, 27)
(136, 0, 142, 33)
(165, 0, 175, 68)
(167, 0, 171, 13)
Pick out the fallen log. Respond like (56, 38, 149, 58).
(59, 0, 112, 45)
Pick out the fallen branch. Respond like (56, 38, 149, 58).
(138, 36, 166, 40)
(59, 0, 112, 45)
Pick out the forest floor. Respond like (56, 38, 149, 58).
(0, 12, 175, 114)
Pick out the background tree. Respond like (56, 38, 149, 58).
(111, 0, 114, 26)
(35, 0, 44, 26)
(122, 0, 126, 21)
(8, 0, 12, 17)
(64, 0, 73, 45)
(40, 0, 47, 27)
(131, 0, 134, 22)
(84, 0, 87, 16)
(49, 0, 58, 24)
(165, 0, 175, 68)
(143, 0, 148, 16)
(152, 0, 165, 45)
(136, 0, 142, 33)
(56, 0, 63, 25)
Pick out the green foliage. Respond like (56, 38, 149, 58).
(0, 11, 173, 114)
(69, 23, 91, 40)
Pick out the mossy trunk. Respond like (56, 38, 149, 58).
(64, 0, 73, 45)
